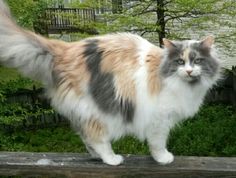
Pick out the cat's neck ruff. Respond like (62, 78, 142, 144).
(158, 75, 209, 120)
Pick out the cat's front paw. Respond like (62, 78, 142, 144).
(152, 149, 174, 165)
(102, 154, 124, 166)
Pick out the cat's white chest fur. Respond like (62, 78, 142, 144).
(130, 77, 208, 141)
(156, 76, 208, 122)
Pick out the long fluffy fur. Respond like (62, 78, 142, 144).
(0, 1, 68, 85)
(0, 0, 221, 166)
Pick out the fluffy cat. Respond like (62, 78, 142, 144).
(0, 0, 221, 165)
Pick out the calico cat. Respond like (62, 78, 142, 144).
(0, 0, 221, 165)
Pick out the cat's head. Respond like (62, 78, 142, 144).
(160, 36, 221, 85)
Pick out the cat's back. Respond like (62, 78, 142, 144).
(54, 33, 163, 92)
(51, 33, 163, 123)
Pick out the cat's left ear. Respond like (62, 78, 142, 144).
(200, 36, 214, 48)
(163, 38, 176, 49)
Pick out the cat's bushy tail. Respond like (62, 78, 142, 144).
(0, 0, 66, 85)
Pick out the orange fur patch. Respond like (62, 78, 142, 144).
(53, 42, 91, 99)
(182, 48, 190, 62)
(146, 46, 163, 95)
(81, 118, 106, 142)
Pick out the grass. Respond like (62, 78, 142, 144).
(0, 66, 20, 82)
(0, 127, 86, 153)
(0, 66, 41, 89)
(169, 104, 236, 157)
(0, 104, 235, 157)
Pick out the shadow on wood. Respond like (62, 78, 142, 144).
(0, 152, 236, 178)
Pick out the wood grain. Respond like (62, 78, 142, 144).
(0, 152, 236, 178)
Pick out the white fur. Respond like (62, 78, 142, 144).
(178, 61, 202, 82)
(0, 35, 54, 85)
(137, 37, 153, 65)
(144, 73, 212, 164)
(49, 37, 219, 166)
(0, 0, 221, 165)
(30, 36, 221, 165)
(0, 7, 53, 85)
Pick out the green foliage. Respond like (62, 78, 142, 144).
(0, 68, 45, 127)
(0, 66, 41, 90)
(5, 0, 235, 47)
(0, 93, 5, 103)
(169, 104, 236, 156)
(0, 77, 34, 95)
(0, 103, 27, 125)
(72, 0, 235, 43)
(0, 66, 22, 82)
(0, 127, 86, 152)
(0, 104, 235, 156)
(0, 101, 54, 127)
(70, 0, 110, 9)
(113, 136, 149, 155)
(6, 0, 35, 28)
(6, 0, 51, 29)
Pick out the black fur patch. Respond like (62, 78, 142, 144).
(84, 40, 135, 122)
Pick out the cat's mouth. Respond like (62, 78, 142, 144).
(184, 75, 200, 83)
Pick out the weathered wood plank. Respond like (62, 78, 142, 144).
(0, 152, 236, 178)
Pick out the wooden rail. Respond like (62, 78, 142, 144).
(35, 7, 98, 35)
(0, 152, 236, 178)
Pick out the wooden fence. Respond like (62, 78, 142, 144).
(0, 152, 236, 178)
(34, 7, 98, 35)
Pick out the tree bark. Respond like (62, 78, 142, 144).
(156, 0, 165, 47)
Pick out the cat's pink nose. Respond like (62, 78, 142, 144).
(186, 70, 193, 75)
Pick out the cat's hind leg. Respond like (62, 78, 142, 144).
(80, 118, 124, 166)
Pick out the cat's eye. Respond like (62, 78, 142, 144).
(194, 58, 203, 64)
(176, 59, 185, 65)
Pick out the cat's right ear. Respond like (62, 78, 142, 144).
(163, 39, 176, 49)
(200, 36, 215, 48)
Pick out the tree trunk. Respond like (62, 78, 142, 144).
(156, 0, 165, 47)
